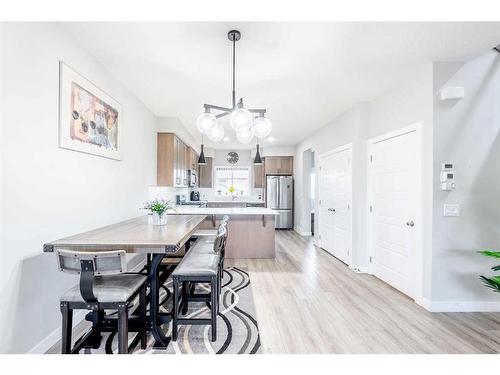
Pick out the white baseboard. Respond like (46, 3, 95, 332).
(349, 265, 369, 274)
(416, 297, 500, 312)
(293, 227, 312, 236)
(28, 259, 146, 354)
(28, 310, 88, 354)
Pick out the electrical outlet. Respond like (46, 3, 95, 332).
(444, 204, 460, 217)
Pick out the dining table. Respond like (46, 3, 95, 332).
(43, 214, 207, 350)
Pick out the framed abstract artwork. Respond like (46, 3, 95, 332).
(59, 62, 122, 160)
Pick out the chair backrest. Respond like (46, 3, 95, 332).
(56, 249, 127, 276)
(213, 220, 229, 254)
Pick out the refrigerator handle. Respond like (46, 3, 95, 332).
(276, 178, 279, 209)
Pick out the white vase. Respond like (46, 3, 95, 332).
(152, 212, 167, 226)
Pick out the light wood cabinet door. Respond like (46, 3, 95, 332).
(198, 157, 213, 188)
(182, 142, 189, 186)
(279, 156, 293, 174)
(157, 133, 175, 186)
(174, 137, 182, 186)
(157, 133, 194, 187)
(264, 157, 280, 175)
(264, 156, 293, 175)
(254, 159, 265, 188)
(188, 147, 198, 170)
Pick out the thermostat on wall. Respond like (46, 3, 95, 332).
(440, 163, 456, 191)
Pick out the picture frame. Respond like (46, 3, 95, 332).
(59, 62, 123, 160)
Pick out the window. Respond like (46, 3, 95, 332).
(214, 166, 251, 196)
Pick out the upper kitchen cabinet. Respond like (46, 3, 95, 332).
(264, 156, 293, 175)
(253, 159, 265, 188)
(198, 157, 213, 188)
(157, 133, 195, 187)
(188, 147, 198, 171)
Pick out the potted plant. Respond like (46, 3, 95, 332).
(228, 185, 236, 200)
(478, 250, 500, 292)
(143, 199, 176, 226)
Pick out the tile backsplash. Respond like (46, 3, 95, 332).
(148, 186, 264, 203)
(148, 186, 190, 202)
(196, 188, 264, 202)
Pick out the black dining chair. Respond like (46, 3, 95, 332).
(56, 249, 148, 354)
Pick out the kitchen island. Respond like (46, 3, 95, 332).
(168, 206, 278, 259)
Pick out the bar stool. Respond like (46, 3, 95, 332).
(171, 224, 228, 342)
(56, 249, 148, 354)
(193, 217, 229, 296)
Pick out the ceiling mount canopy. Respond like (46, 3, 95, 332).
(196, 29, 272, 144)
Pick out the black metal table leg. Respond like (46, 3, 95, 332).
(149, 253, 171, 349)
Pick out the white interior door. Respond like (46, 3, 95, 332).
(319, 146, 352, 264)
(369, 130, 418, 298)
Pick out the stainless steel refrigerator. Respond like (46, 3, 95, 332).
(266, 175, 293, 229)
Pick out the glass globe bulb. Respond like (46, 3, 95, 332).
(236, 128, 254, 144)
(230, 108, 253, 131)
(207, 124, 224, 142)
(252, 116, 272, 138)
(196, 112, 216, 134)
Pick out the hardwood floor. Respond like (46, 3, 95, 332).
(227, 230, 500, 354)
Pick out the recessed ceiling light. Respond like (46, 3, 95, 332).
(267, 136, 275, 143)
(223, 137, 230, 142)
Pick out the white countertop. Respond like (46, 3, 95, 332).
(200, 199, 265, 204)
(167, 207, 278, 216)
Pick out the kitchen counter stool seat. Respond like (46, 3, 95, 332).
(57, 249, 147, 354)
(60, 273, 146, 303)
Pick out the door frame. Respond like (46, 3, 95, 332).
(366, 122, 423, 301)
(318, 143, 353, 266)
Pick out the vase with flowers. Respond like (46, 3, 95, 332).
(228, 185, 236, 200)
(143, 199, 176, 226)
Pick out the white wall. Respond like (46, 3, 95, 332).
(431, 52, 500, 308)
(294, 104, 370, 269)
(294, 63, 434, 297)
(0, 23, 158, 353)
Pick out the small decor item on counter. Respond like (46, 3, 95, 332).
(228, 185, 236, 195)
(143, 199, 176, 226)
(478, 250, 500, 292)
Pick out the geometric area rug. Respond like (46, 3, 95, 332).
(68, 267, 261, 354)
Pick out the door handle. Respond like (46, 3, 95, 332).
(328, 208, 336, 212)
(406, 220, 415, 227)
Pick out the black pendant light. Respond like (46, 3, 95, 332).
(254, 143, 263, 165)
(198, 135, 207, 165)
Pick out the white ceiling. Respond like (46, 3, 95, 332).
(61, 22, 500, 149)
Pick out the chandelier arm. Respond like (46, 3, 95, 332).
(248, 109, 267, 115)
(215, 112, 231, 119)
(204, 104, 233, 112)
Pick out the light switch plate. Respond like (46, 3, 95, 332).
(444, 203, 460, 217)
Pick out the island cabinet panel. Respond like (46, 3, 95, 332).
(157, 132, 193, 187)
(198, 157, 213, 188)
(264, 156, 293, 175)
(199, 214, 276, 258)
(253, 159, 265, 188)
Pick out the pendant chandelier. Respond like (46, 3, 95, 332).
(196, 30, 272, 147)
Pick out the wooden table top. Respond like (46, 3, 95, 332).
(43, 214, 207, 254)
